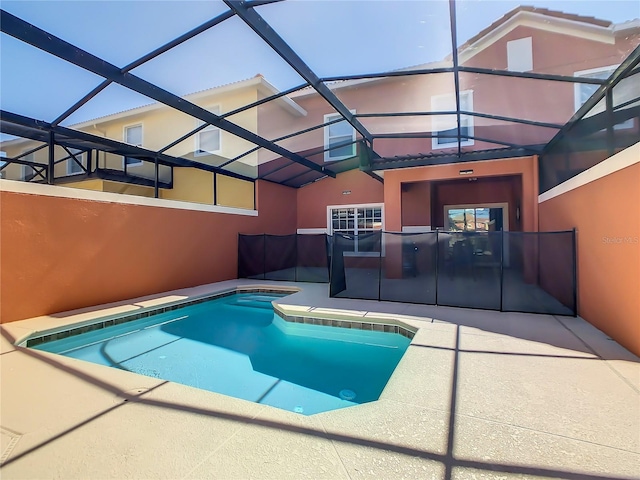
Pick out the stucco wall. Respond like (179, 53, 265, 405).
(401, 181, 432, 227)
(430, 175, 522, 230)
(160, 168, 214, 205)
(0, 179, 296, 323)
(296, 169, 384, 230)
(384, 156, 538, 233)
(538, 144, 640, 356)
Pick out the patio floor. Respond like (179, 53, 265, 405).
(1, 280, 638, 479)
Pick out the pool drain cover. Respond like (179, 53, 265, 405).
(339, 389, 356, 401)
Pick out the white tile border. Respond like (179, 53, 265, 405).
(0, 179, 258, 216)
(539, 142, 640, 204)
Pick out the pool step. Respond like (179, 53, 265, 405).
(228, 295, 277, 309)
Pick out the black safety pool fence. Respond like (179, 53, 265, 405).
(238, 230, 577, 316)
(238, 233, 331, 283)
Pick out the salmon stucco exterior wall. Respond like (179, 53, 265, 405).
(296, 169, 384, 230)
(384, 156, 539, 233)
(0, 180, 296, 323)
(538, 145, 640, 356)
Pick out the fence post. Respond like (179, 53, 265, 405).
(262, 233, 267, 280)
(499, 230, 505, 311)
(377, 232, 383, 301)
(294, 233, 298, 282)
(572, 228, 578, 317)
(435, 230, 439, 305)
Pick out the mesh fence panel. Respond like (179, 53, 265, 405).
(379, 232, 437, 304)
(240, 230, 576, 316)
(239, 233, 331, 282)
(238, 234, 265, 279)
(436, 232, 503, 310)
(539, 231, 575, 314)
(500, 232, 575, 315)
(264, 234, 297, 281)
(330, 232, 381, 300)
(296, 234, 330, 283)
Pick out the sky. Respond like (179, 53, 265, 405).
(1, 0, 639, 128)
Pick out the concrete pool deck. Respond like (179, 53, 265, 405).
(1, 280, 638, 479)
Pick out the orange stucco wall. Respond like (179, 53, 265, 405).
(296, 169, 384, 230)
(539, 161, 640, 356)
(384, 156, 538, 233)
(430, 175, 523, 230)
(401, 181, 432, 227)
(0, 180, 296, 323)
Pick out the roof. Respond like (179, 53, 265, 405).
(293, 5, 635, 98)
(462, 6, 612, 51)
(65, 75, 306, 130)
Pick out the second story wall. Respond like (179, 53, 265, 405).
(256, 18, 638, 166)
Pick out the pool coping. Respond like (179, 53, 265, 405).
(3, 281, 638, 479)
(272, 305, 416, 339)
(15, 284, 417, 349)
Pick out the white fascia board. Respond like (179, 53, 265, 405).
(66, 77, 305, 130)
(256, 78, 307, 117)
(459, 11, 615, 65)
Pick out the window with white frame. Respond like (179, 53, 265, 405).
(507, 37, 533, 72)
(195, 107, 221, 156)
(0, 151, 5, 179)
(328, 204, 383, 253)
(123, 124, 143, 167)
(66, 148, 85, 175)
(21, 152, 35, 181)
(574, 65, 633, 129)
(324, 112, 356, 162)
(432, 91, 474, 149)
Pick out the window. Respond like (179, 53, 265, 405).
(123, 124, 143, 167)
(507, 37, 533, 72)
(574, 65, 633, 129)
(324, 112, 356, 162)
(446, 207, 504, 232)
(66, 148, 85, 175)
(0, 151, 5, 179)
(21, 152, 35, 181)
(432, 91, 474, 149)
(328, 204, 383, 253)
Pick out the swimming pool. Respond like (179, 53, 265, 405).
(30, 291, 411, 415)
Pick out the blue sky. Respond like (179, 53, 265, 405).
(1, 0, 639, 127)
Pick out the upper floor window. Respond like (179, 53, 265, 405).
(574, 66, 633, 129)
(0, 151, 5, 179)
(195, 107, 221, 156)
(432, 91, 474, 149)
(123, 124, 143, 167)
(66, 148, 85, 175)
(324, 112, 356, 162)
(507, 37, 533, 72)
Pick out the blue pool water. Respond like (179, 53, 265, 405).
(32, 293, 411, 415)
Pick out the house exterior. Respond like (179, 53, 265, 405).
(1, 6, 638, 354)
(260, 7, 639, 239)
(1, 75, 307, 209)
(2, 7, 637, 231)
